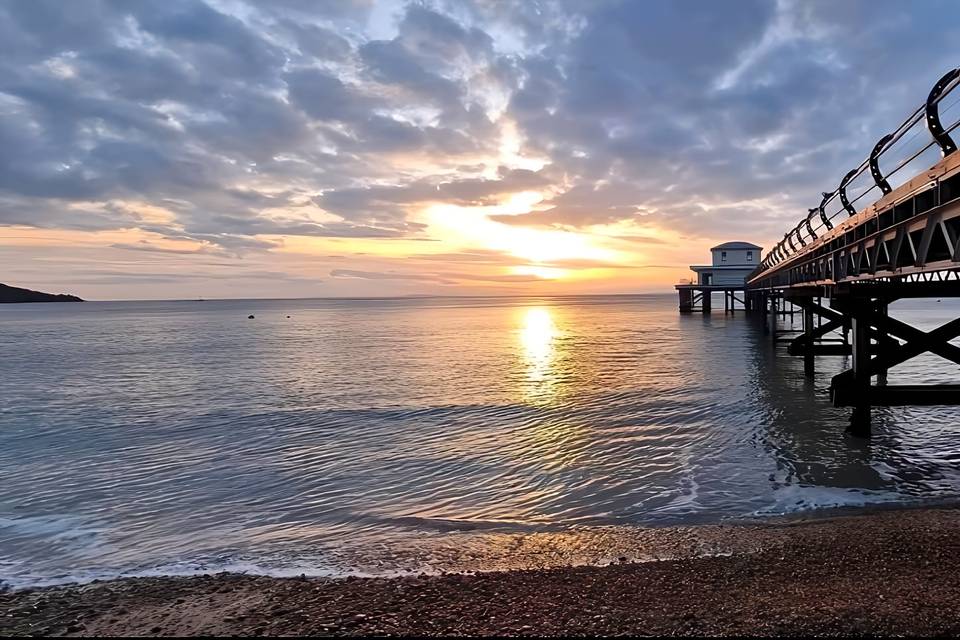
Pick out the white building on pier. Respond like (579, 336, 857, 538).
(689, 241, 762, 287)
(675, 241, 763, 313)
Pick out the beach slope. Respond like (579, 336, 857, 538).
(3, 508, 960, 637)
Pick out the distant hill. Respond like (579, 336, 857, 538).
(0, 283, 83, 303)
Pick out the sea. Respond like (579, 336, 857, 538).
(2, 294, 960, 589)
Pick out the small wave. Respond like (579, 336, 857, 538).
(0, 560, 358, 592)
(0, 514, 107, 542)
(351, 512, 561, 533)
(748, 485, 908, 519)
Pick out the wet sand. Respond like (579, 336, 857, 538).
(5, 507, 960, 637)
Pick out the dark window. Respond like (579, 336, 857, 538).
(721, 251, 727, 262)
(747, 251, 753, 261)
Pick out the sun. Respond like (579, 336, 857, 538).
(423, 199, 619, 272)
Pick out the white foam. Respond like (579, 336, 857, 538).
(748, 485, 905, 518)
(0, 554, 428, 591)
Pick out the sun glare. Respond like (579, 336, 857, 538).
(519, 307, 562, 404)
(512, 265, 568, 280)
(521, 307, 556, 374)
(423, 202, 619, 273)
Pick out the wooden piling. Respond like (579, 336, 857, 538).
(803, 303, 815, 379)
(769, 296, 778, 342)
(876, 301, 889, 386)
(849, 309, 872, 437)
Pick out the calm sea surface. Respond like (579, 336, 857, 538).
(2, 294, 960, 588)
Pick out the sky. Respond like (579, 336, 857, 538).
(2, 0, 959, 300)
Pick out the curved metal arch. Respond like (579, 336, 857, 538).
(818, 192, 834, 231)
(786, 232, 796, 253)
(804, 210, 818, 241)
(838, 168, 858, 216)
(869, 133, 894, 195)
(794, 225, 807, 247)
(926, 68, 960, 157)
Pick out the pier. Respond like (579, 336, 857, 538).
(680, 68, 960, 437)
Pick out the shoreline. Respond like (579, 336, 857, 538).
(9, 497, 960, 593)
(6, 506, 960, 636)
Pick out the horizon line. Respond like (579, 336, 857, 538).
(51, 291, 680, 303)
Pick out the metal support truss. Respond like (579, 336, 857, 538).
(827, 297, 960, 435)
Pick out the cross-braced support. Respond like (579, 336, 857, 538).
(829, 297, 960, 436)
(784, 297, 895, 381)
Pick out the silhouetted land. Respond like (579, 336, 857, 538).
(4, 507, 960, 636)
(0, 283, 82, 303)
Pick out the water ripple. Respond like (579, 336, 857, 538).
(2, 295, 960, 588)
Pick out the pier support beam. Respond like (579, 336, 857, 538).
(702, 291, 711, 314)
(769, 296, 778, 342)
(788, 317, 843, 355)
(849, 311, 872, 437)
(803, 303, 815, 378)
(760, 293, 769, 333)
(876, 301, 889, 386)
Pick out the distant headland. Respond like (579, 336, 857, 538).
(0, 283, 83, 303)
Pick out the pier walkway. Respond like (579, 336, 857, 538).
(743, 68, 960, 435)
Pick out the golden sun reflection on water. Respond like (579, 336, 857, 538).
(516, 307, 588, 471)
(520, 307, 559, 403)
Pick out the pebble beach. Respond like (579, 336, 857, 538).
(5, 506, 960, 637)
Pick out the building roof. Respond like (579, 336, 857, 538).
(690, 265, 758, 271)
(711, 241, 762, 250)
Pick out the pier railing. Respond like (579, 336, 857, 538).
(749, 68, 960, 289)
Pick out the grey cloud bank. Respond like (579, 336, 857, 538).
(1, 0, 959, 296)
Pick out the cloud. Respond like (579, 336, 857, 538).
(330, 268, 544, 284)
(285, 69, 374, 121)
(318, 166, 551, 220)
(109, 241, 212, 255)
(2, 0, 960, 296)
(331, 269, 455, 284)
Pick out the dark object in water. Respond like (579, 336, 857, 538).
(286, 315, 291, 318)
(248, 315, 255, 319)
